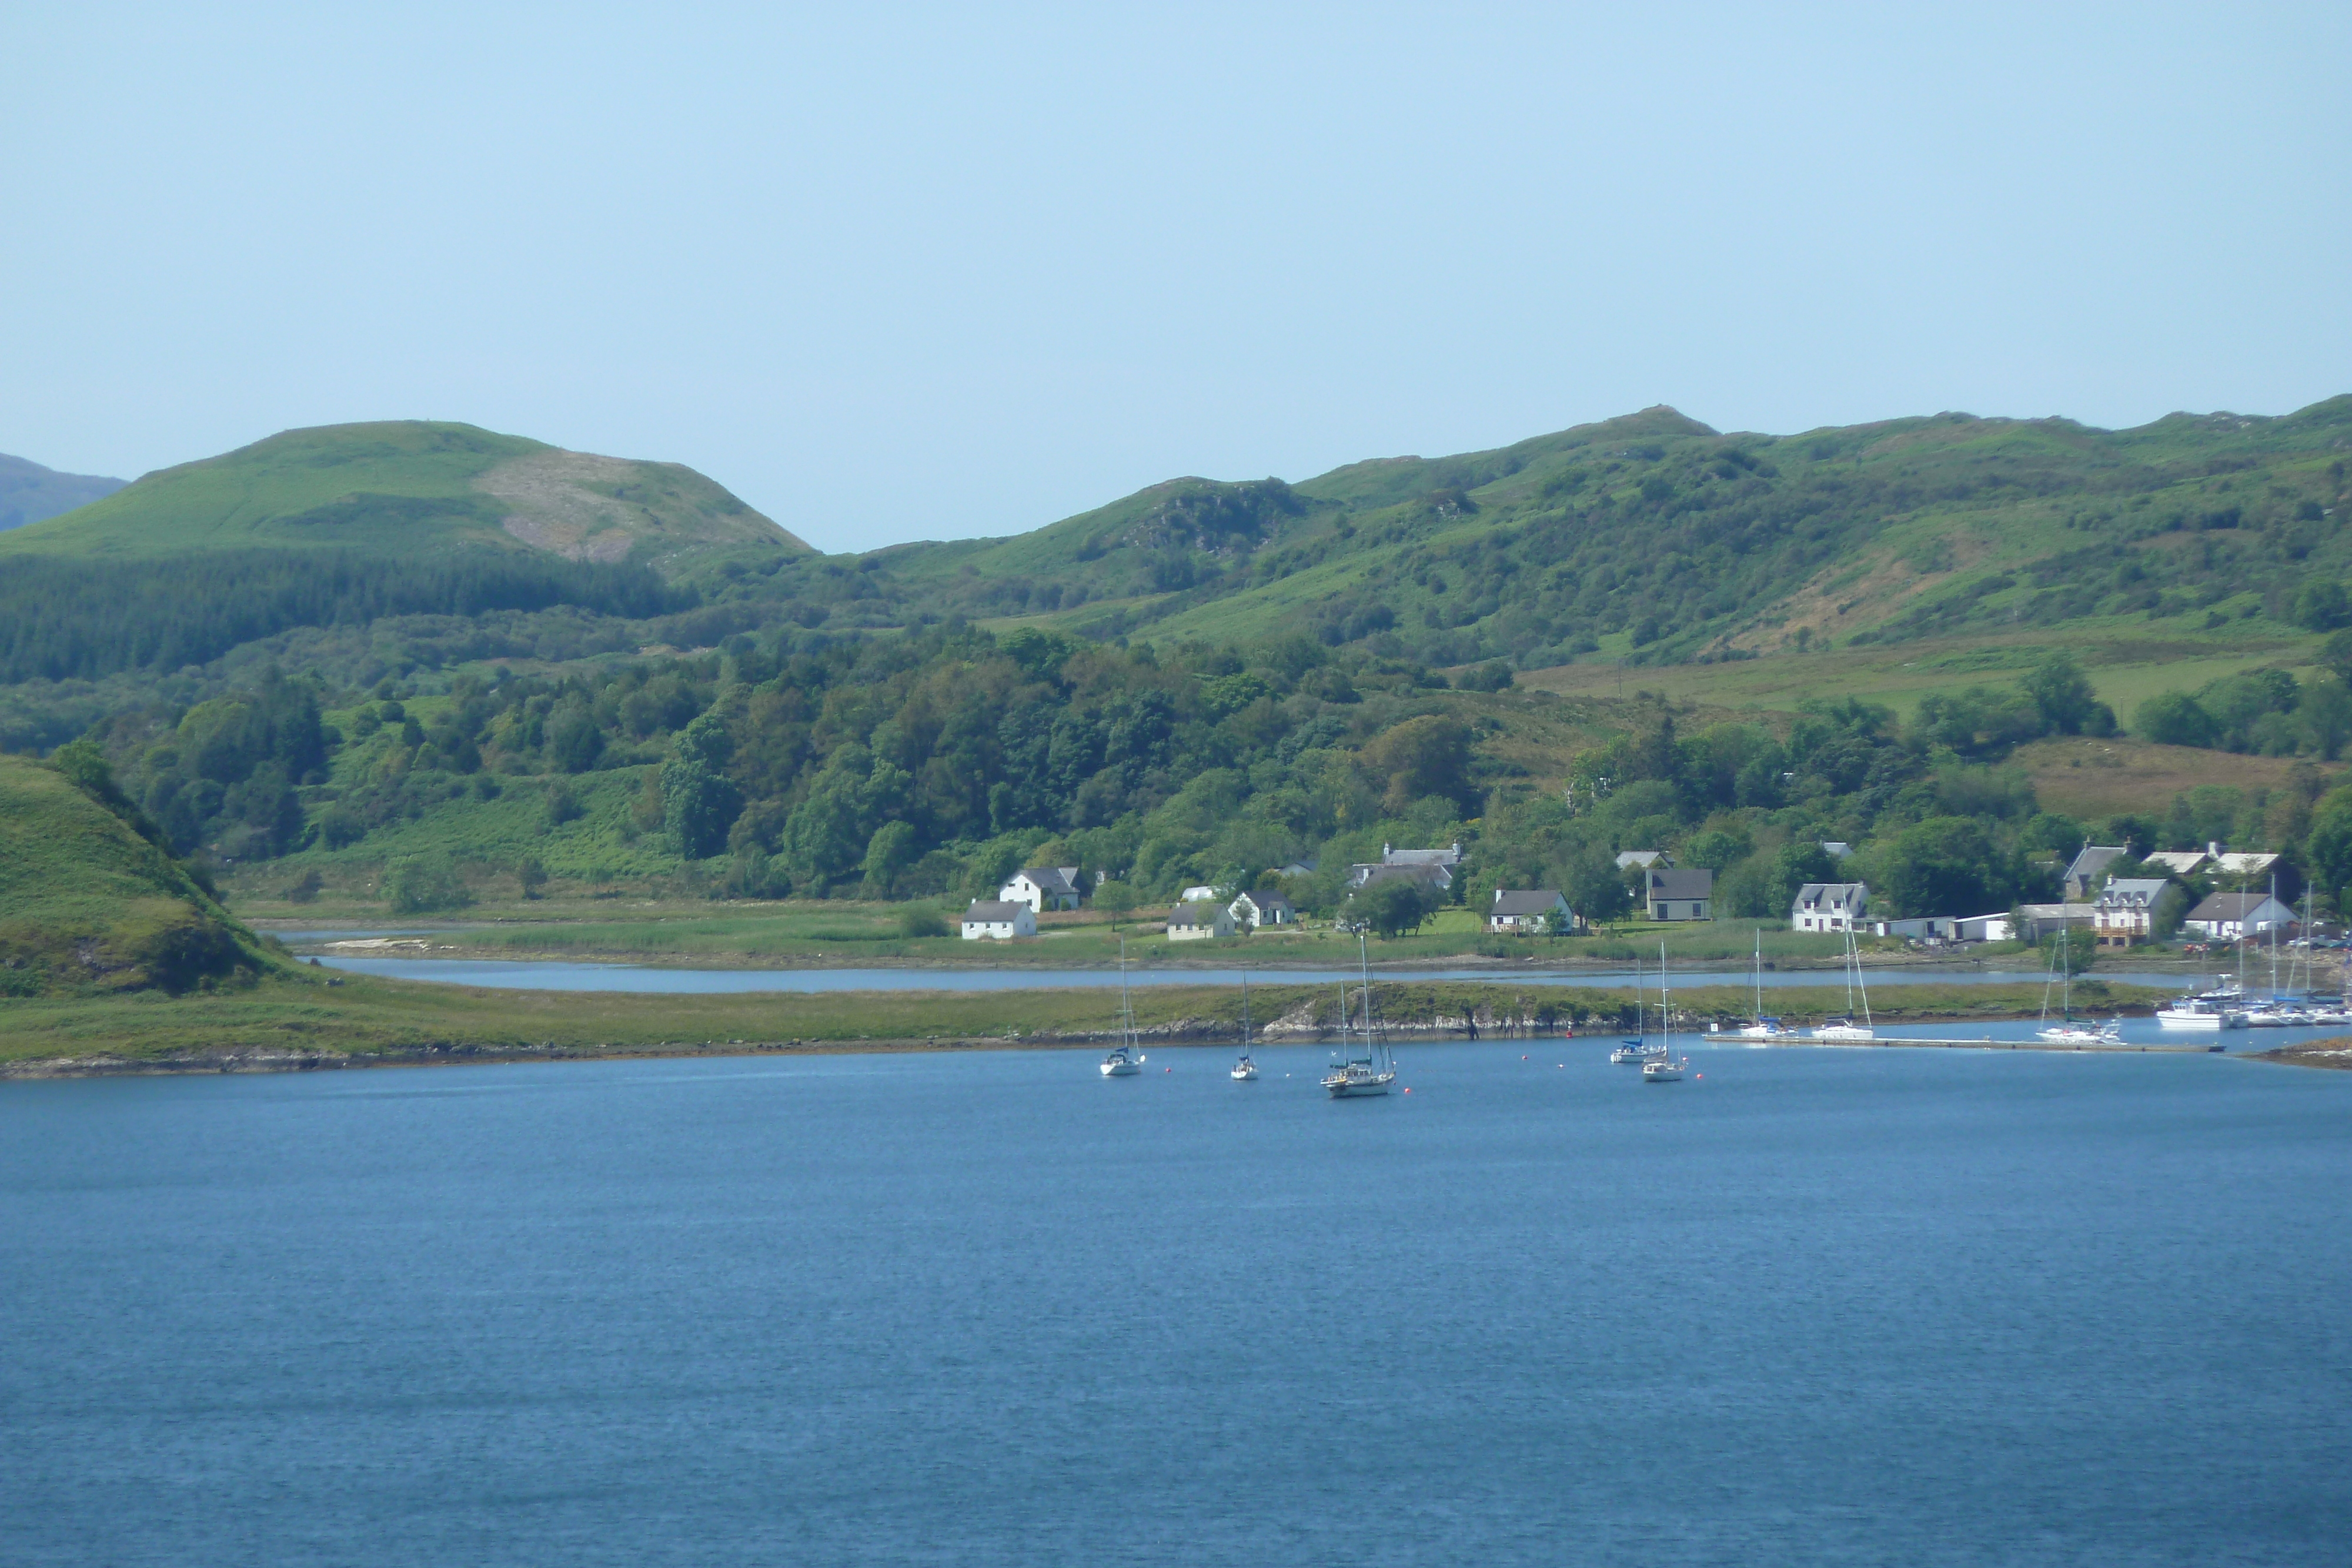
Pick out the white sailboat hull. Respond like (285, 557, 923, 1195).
(1231, 1063, 1259, 1081)
(1322, 1072, 1395, 1097)
(1101, 1060, 1142, 1076)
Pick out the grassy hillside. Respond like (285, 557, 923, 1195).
(0, 420, 808, 570)
(863, 399, 2352, 677)
(0, 451, 122, 533)
(0, 749, 277, 996)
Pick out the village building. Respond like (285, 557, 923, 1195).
(2017, 902, 2098, 942)
(2143, 850, 2208, 877)
(1645, 867, 1713, 921)
(998, 867, 1084, 913)
(1488, 889, 1572, 934)
(1167, 901, 1236, 941)
(1790, 881, 1869, 933)
(2181, 891, 2294, 941)
(2063, 844, 2130, 901)
(1228, 891, 1294, 930)
(961, 900, 1037, 940)
(2211, 851, 2281, 882)
(1615, 849, 1669, 871)
(1179, 884, 1222, 903)
(1347, 861, 1454, 895)
(2092, 877, 2171, 948)
(1820, 841, 1854, 860)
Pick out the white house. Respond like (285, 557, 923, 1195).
(999, 866, 1084, 914)
(2182, 891, 2294, 941)
(2093, 877, 2171, 948)
(1645, 868, 1713, 921)
(1957, 912, 2014, 942)
(1791, 881, 1869, 933)
(1167, 901, 1235, 941)
(962, 900, 1037, 940)
(1229, 891, 1294, 929)
(1489, 889, 1571, 934)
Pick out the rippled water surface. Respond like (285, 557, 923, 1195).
(5, 1045, 2348, 1566)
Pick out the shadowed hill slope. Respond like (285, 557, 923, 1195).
(0, 452, 123, 533)
(0, 748, 278, 997)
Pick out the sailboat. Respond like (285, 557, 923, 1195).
(1231, 972, 1259, 1080)
(1811, 928, 1877, 1041)
(1642, 941, 1689, 1081)
(1730, 930, 1795, 1039)
(1612, 954, 1666, 1064)
(2036, 927, 2120, 1043)
(1321, 934, 1398, 1096)
(1100, 939, 1146, 1076)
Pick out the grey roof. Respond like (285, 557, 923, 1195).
(1015, 867, 1081, 896)
(2097, 878, 2170, 907)
(1353, 862, 1452, 889)
(1384, 842, 1462, 867)
(1646, 868, 1715, 900)
(1167, 901, 1227, 927)
(2065, 844, 2129, 882)
(1235, 891, 1294, 912)
(1490, 890, 1567, 917)
(2143, 850, 2207, 874)
(1793, 881, 1867, 907)
(964, 900, 1024, 921)
(1820, 841, 1853, 858)
(2186, 892, 2291, 922)
(1615, 850, 1666, 869)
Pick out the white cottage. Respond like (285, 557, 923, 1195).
(999, 867, 1084, 913)
(1166, 901, 1236, 941)
(1791, 881, 1869, 933)
(961, 900, 1037, 941)
(1489, 889, 1572, 934)
(1229, 891, 1294, 929)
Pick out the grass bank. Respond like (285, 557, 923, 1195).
(0, 972, 2176, 1076)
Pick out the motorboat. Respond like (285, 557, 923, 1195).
(2155, 997, 2243, 1029)
(2037, 1018, 2123, 1045)
(1102, 940, 1147, 1075)
(1321, 935, 1397, 1098)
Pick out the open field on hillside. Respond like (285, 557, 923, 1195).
(2012, 735, 2347, 818)
(0, 971, 2176, 1074)
(1511, 626, 2318, 720)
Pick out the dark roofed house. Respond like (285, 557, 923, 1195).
(1645, 868, 1714, 922)
(1348, 861, 1454, 894)
(1488, 889, 1572, 934)
(1229, 891, 1294, 929)
(2063, 844, 2129, 901)
(2181, 891, 2294, 942)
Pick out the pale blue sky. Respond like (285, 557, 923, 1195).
(4, 3, 2346, 553)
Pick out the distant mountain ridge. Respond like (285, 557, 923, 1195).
(0, 452, 123, 533)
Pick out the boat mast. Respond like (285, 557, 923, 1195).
(1659, 940, 1671, 1054)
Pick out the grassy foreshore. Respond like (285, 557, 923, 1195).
(0, 973, 2176, 1076)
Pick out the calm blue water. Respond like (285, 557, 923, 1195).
(313, 955, 2194, 994)
(5, 1045, 2348, 1566)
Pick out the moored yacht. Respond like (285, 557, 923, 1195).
(1321, 935, 1397, 1098)
(1231, 972, 1259, 1081)
(1102, 940, 1147, 1075)
(1641, 941, 1688, 1082)
(1614, 957, 1666, 1062)
(1809, 930, 1876, 1041)
(2155, 995, 2244, 1029)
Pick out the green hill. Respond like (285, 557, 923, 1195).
(0, 452, 123, 533)
(0, 420, 808, 570)
(847, 399, 2352, 673)
(0, 747, 277, 997)
(0, 421, 816, 686)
